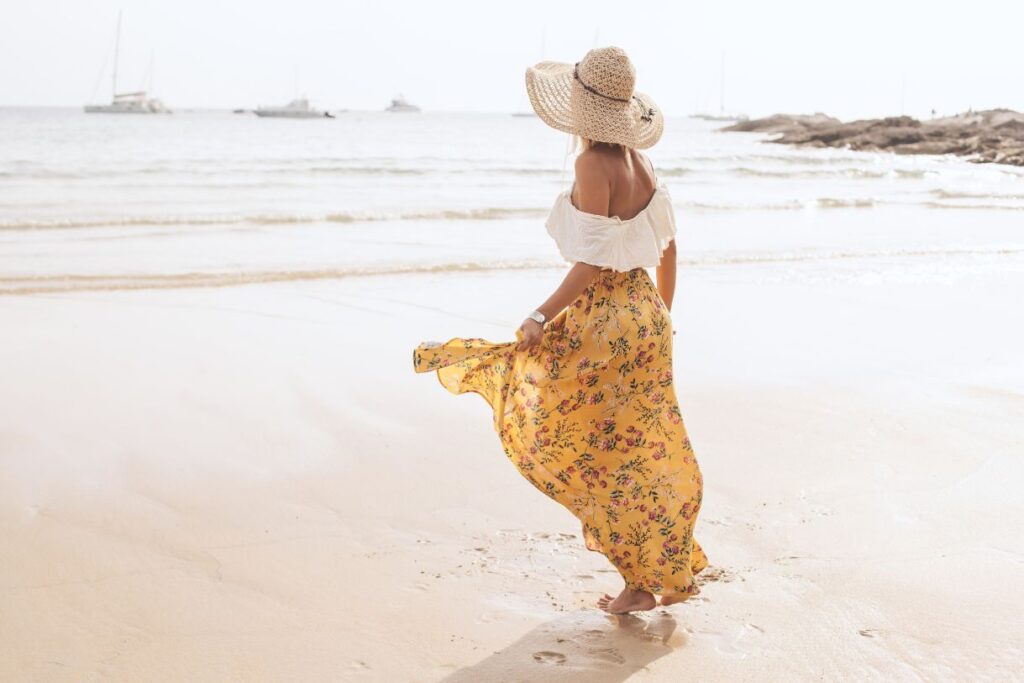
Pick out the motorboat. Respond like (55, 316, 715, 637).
(254, 99, 331, 118)
(386, 95, 420, 112)
(690, 113, 749, 122)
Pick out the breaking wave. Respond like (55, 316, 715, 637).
(731, 167, 929, 179)
(0, 207, 550, 231)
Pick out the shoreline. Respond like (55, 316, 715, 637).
(5, 199, 1024, 297)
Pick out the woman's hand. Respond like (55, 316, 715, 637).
(516, 318, 544, 352)
(515, 261, 602, 354)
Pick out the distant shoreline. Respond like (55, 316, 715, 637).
(722, 109, 1024, 167)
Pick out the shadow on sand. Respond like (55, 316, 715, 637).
(442, 608, 685, 683)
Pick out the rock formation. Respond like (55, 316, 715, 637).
(722, 109, 1024, 166)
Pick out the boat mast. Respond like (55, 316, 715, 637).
(719, 52, 725, 117)
(112, 11, 122, 97)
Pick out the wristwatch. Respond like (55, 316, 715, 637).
(526, 310, 546, 325)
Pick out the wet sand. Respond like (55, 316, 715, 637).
(1, 254, 1022, 681)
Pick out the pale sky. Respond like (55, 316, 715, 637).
(3, 0, 1022, 119)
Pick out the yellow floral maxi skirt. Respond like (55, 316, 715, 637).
(413, 268, 708, 600)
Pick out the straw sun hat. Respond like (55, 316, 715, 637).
(525, 46, 664, 149)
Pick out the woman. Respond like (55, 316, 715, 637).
(413, 46, 707, 614)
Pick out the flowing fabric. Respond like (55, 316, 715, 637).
(413, 267, 707, 601)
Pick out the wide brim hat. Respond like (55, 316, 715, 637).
(525, 46, 664, 149)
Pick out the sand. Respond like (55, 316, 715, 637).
(1, 253, 1022, 681)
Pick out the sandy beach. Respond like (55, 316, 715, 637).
(5, 0, 1024, 674)
(2, 245, 1021, 680)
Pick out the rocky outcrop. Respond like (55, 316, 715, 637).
(722, 109, 1024, 166)
(721, 113, 841, 135)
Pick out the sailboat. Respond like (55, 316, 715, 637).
(84, 12, 170, 114)
(690, 53, 746, 122)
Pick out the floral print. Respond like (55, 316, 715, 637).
(413, 267, 707, 600)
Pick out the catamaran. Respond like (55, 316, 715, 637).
(84, 12, 170, 114)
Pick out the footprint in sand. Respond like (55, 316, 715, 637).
(587, 646, 625, 665)
(703, 516, 735, 527)
(696, 566, 740, 584)
(498, 529, 527, 539)
(532, 651, 567, 665)
(573, 630, 628, 665)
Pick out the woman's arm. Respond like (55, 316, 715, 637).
(656, 239, 677, 311)
(516, 262, 602, 351)
(531, 262, 605, 323)
(517, 153, 608, 351)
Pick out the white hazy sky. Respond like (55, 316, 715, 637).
(3, 0, 1022, 119)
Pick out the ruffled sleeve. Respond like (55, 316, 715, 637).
(545, 183, 676, 272)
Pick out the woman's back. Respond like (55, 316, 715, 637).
(570, 145, 657, 221)
(416, 46, 706, 615)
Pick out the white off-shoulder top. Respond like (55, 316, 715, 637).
(545, 181, 676, 272)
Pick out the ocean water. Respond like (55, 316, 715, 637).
(1, 108, 1023, 293)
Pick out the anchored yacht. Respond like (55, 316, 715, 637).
(386, 95, 420, 113)
(254, 98, 332, 118)
(85, 12, 170, 114)
(86, 91, 170, 114)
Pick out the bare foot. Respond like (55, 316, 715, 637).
(660, 588, 697, 607)
(597, 588, 656, 614)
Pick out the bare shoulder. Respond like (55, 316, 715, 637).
(572, 150, 611, 215)
(637, 151, 657, 178)
(573, 149, 607, 188)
